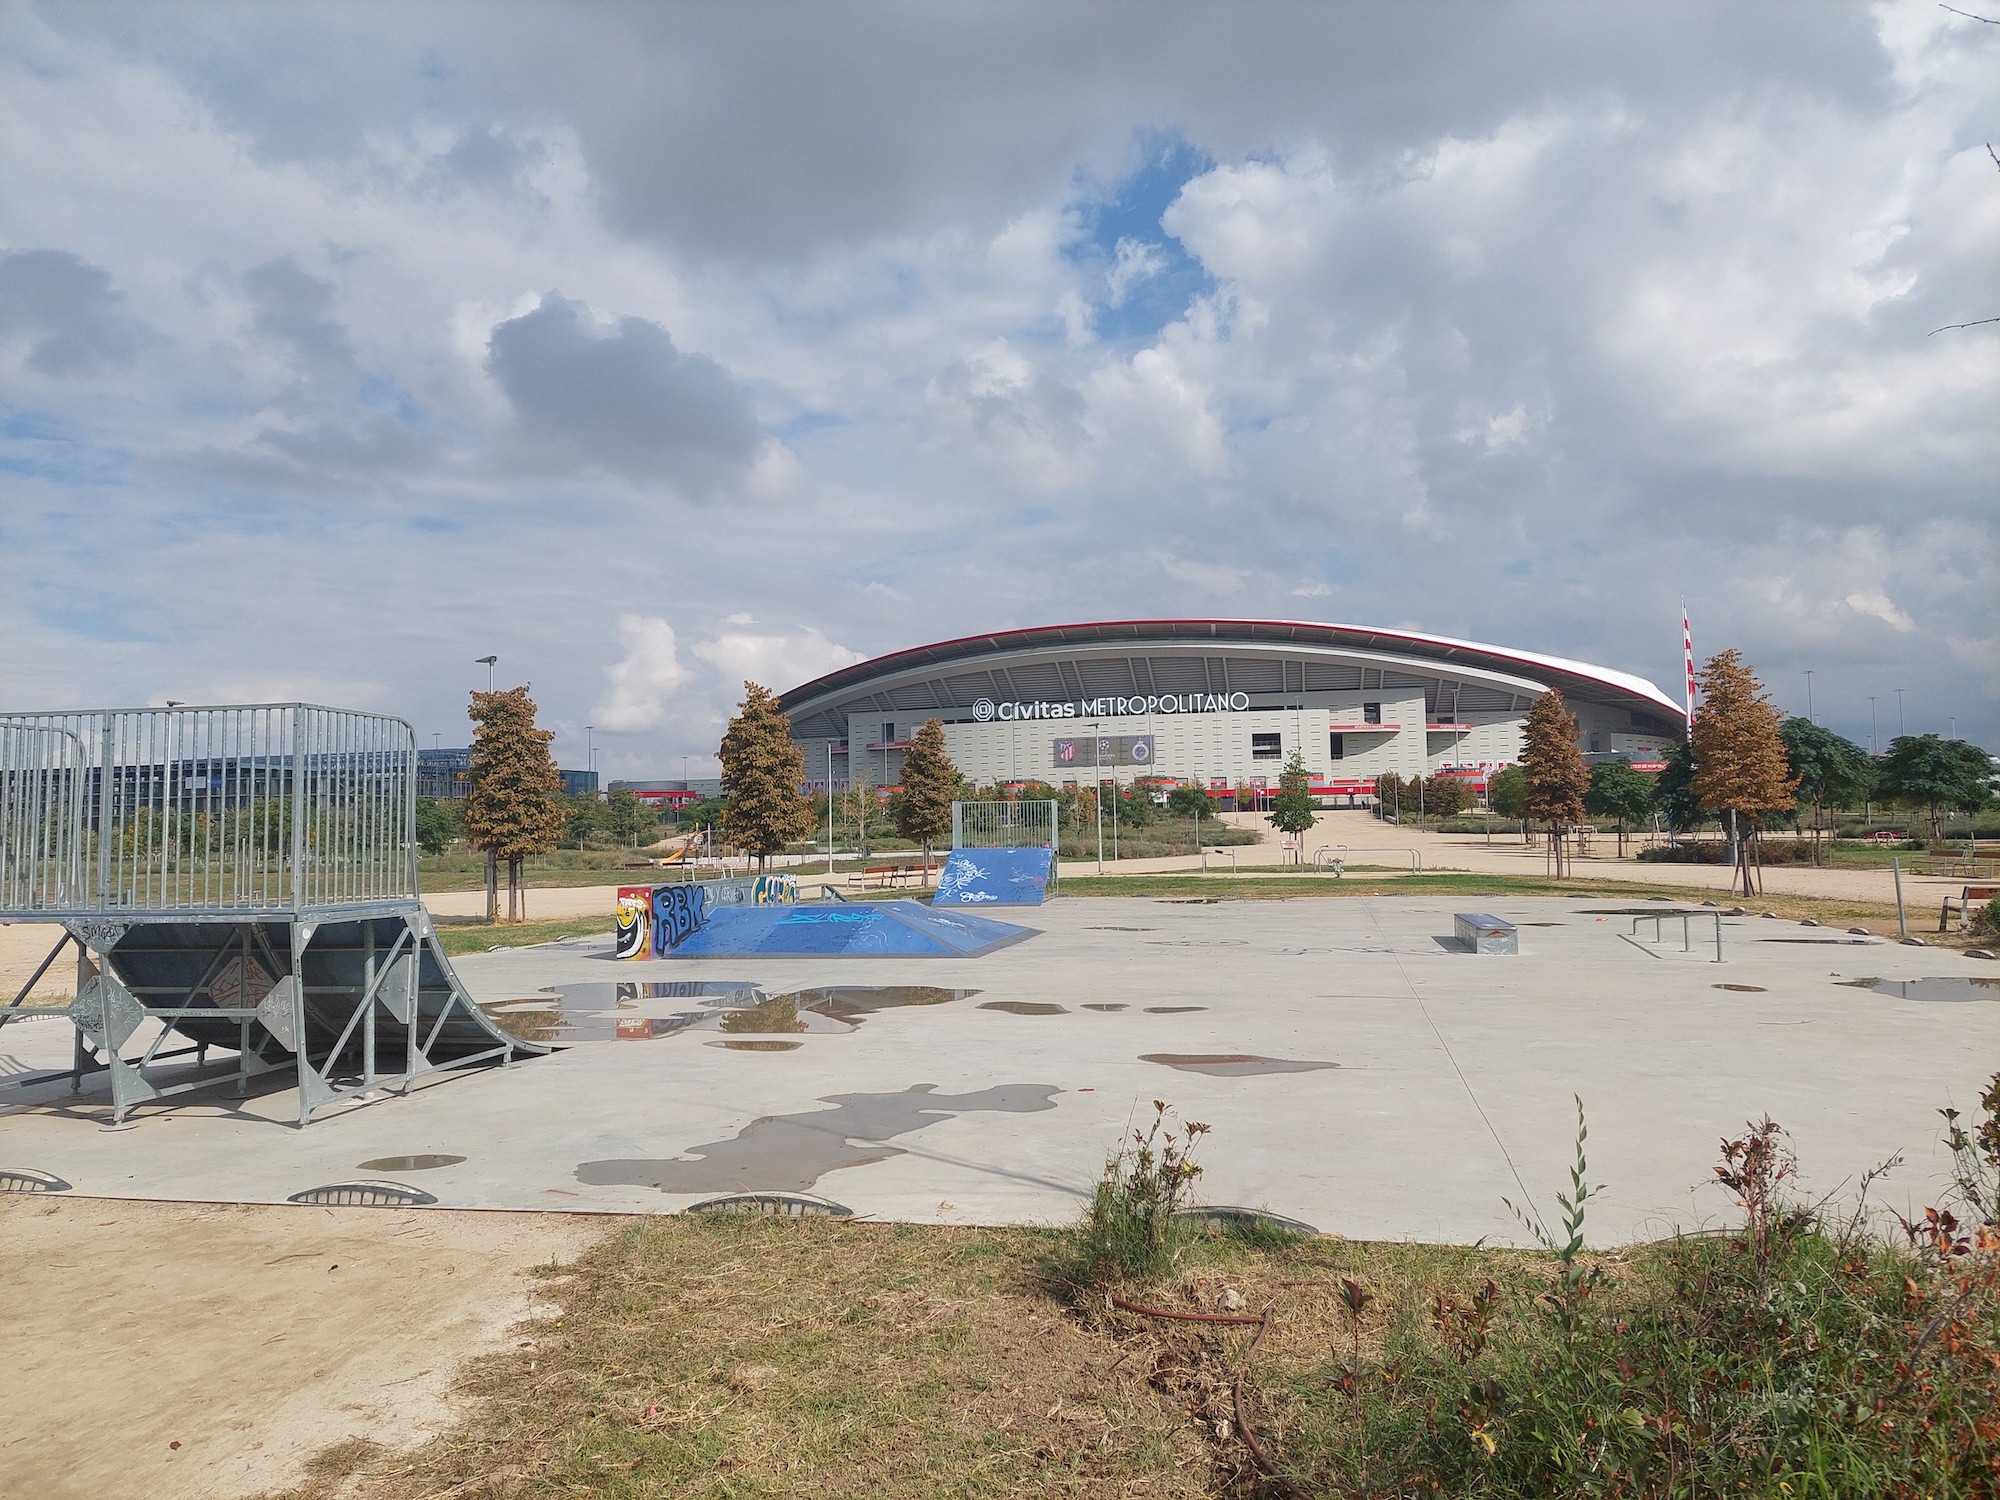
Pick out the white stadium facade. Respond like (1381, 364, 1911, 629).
(779, 619, 1687, 804)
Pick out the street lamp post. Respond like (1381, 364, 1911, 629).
(1895, 688, 1905, 739)
(1803, 671, 1814, 722)
(827, 739, 836, 875)
(1868, 697, 1878, 756)
(1088, 721, 1104, 874)
(475, 655, 498, 691)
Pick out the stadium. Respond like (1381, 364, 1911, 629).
(779, 619, 1687, 803)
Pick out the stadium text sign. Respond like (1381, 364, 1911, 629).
(971, 692, 1251, 723)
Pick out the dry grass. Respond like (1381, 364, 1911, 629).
(265, 1215, 1215, 1500)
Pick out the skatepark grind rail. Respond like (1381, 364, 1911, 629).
(0, 703, 541, 1126)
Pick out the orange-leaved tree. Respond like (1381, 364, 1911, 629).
(895, 717, 960, 872)
(463, 686, 566, 922)
(718, 681, 811, 871)
(1689, 649, 1797, 896)
(1519, 688, 1589, 878)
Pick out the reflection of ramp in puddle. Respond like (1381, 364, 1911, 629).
(575, 1083, 1061, 1193)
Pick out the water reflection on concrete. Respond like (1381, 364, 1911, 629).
(1141, 1053, 1338, 1078)
(483, 982, 981, 1043)
(1836, 976, 2000, 1002)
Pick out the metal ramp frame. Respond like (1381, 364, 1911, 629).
(0, 703, 543, 1127)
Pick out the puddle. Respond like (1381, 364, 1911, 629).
(1144, 1005, 1207, 1014)
(1759, 939, 1876, 946)
(1086, 926, 1156, 931)
(1158, 898, 1224, 904)
(575, 1083, 1061, 1193)
(1146, 939, 1248, 947)
(1140, 1054, 1338, 1078)
(1835, 977, 2000, 1002)
(1083, 1003, 1129, 1012)
(782, 986, 979, 1024)
(1520, 922, 1565, 928)
(1713, 984, 1766, 993)
(1577, 907, 1702, 916)
(496, 982, 979, 1043)
(978, 1001, 1068, 1015)
(355, 1154, 465, 1172)
(708, 1039, 804, 1052)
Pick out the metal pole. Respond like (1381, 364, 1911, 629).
(1803, 671, 1813, 722)
(1892, 855, 1907, 940)
(1868, 697, 1877, 756)
(1090, 722, 1103, 875)
(826, 739, 835, 875)
(1895, 688, 1904, 739)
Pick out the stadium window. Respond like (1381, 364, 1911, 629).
(1329, 732, 1345, 760)
(1362, 702, 1382, 724)
(1251, 732, 1282, 759)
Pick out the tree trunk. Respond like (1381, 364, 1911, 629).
(484, 850, 498, 923)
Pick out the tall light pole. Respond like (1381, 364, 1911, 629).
(585, 724, 595, 782)
(1802, 670, 1814, 723)
(1868, 697, 1878, 755)
(475, 655, 497, 691)
(1895, 688, 1905, 739)
(1088, 721, 1104, 874)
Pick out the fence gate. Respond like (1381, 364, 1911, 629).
(951, 800, 1059, 890)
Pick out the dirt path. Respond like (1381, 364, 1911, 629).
(0, 1197, 607, 1500)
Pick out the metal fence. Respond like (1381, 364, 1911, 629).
(951, 800, 1059, 889)
(0, 704, 417, 917)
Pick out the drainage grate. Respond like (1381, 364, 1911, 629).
(0, 1168, 71, 1194)
(287, 1180, 438, 1208)
(686, 1191, 852, 1219)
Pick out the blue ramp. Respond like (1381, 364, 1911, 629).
(932, 847, 1053, 907)
(664, 900, 1036, 959)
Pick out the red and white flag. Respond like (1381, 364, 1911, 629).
(1682, 603, 1696, 724)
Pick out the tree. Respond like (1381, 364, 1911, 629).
(604, 787, 661, 847)
(1519, 689, 1590, 877)
(463, 687, 566, 921)
(413, 797, 460, 857)
(1486, 764, 1534, 844)
(1166, 782, 1213, 820)
(1876, 734, 1992, 845)
(895, 717, 958, 862)
(841, 760, 877, 858)
(1421, 774, 1471, 821)
(1651, 741, 1703, 835)
(1374, 771, 1406, 822)
(717, 681, 812, 870)
(1777, 717, 1874, 863)
(1584, 758, 1654, 857)
(1689, 650, 1798, 895)
(1267, 750, 1317, 844)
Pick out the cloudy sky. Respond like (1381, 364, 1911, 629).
(2, 1, 1994, 778)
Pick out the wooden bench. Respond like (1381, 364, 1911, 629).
(857, 862, 913, 890)
(1941, 884, 2000, 933)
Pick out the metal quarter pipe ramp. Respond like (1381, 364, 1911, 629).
(0, 704, 542, 1126)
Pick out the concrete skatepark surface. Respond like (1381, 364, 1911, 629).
(3, 896, 1993, 1246)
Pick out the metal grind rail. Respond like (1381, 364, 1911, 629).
(0, 703, 542, 1126)
(1629, 910, 1724, 963)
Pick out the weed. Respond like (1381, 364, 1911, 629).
(1940, 1069, 2000, 1231)
(1067, 1100, 1209, 1286)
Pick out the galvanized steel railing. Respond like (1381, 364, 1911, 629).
(0, 704, 418, 916)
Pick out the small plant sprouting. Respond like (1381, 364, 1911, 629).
(1336, 1276, 1374, 1369)
(1504, 1094, 1602, 1327)
(1939, 1069, 2000, 1231)
(1073, 1100, 1210, 1284)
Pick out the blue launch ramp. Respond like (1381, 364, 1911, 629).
(932, 847, 1054, 907)
(664, 900, 1036, 959)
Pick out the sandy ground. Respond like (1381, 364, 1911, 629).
(0, 1197, 606, 1500)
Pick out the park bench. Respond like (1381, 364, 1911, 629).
(1939, 884, 1999, 934)
(1454, 912, 1518, 954)
(857, 862, 915, 889)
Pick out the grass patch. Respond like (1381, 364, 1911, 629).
(433, 915, 608, 956)
(265, 1217, 1211, 1500)
(270, 1087, 2000, 1499)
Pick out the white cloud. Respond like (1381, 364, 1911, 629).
(1843, 589, 1917, 633)
(1105, 237, 1167, 307)
(592, 615, 690, 731)
(691, 626, 865, 693)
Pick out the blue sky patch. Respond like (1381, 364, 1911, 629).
(1067, 131, 1218, 344)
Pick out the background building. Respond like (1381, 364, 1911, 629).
(778, 619, 1684, 802)
(417, 747, 597, 801)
